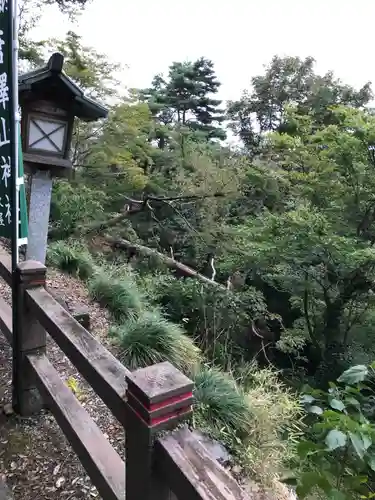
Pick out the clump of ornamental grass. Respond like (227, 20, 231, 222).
(88, 270, 143, 321)
(47, 241, 95, 280)
(237, 363, 304, 485)
(109, 310, 201, 375)
(193, 362, 303, 487)
(193, 366, 252, 438)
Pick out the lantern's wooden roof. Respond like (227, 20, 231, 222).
(18, 53, 108, 121)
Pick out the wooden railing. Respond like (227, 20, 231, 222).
(0, 252, 250, 500)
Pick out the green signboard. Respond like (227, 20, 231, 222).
(0, 0, 13, 239)
(18, 126, 28, 243)
(0, 0, 27, 243)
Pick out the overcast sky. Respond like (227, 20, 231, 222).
(32, 0, 375, 103)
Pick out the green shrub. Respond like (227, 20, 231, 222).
(47, 241, 95, 280)
(150, 277, 267, 368)
(193, 366, 251, 437)
(50, 180, 106, 239)
(88, 271, 143, 320)
(109, 310, 201, 374)
(294, 363, 375, 499)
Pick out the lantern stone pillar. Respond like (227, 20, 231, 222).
(18, 52, 108, 264)
(26, 170, 52, 263)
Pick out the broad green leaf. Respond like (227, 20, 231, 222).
(308, 405, 323, 415)
(325, 429, 347, 450)
(297, 440, 320, 458)
(328, 490, 347, 500)
(343, 474, 368, 491)
(345, 387, 361, 395)
(345, 396, 361, 408)
(330, 399, 345, 411)
(361, 433, 372, 451)
(314, 421, 335, 432)
(300, 394, 316, 404)
(367, 455, 375, 471)
(349, 432, 365, 459)
(297, 471, 329, 497)
(338, 365, 368, 385)
(322, 410, 342, 421)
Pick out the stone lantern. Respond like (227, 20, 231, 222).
(18, 52, 108, 263)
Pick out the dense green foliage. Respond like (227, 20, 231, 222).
(25, 6, 375, 492)
(295, 363, 375, 498)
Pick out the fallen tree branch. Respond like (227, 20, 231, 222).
(105, 236, 283, 353)
(81, 203, 146, 236)
(48, 201, 147, 240)
(70, 191, 230, 238)
(124, 192, 227, 204)
(104, 235, 227, 291)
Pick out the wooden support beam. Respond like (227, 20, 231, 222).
(155, 427, 250, 500)
(26, 352, 125, 500)
(25, 286, 129, 426)
(125, 361, 193, 500)
(13, 261, 47, 415)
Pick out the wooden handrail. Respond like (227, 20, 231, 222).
(26, 286, 129, 426)
(26, 352, 125, 500)
(0, 253, 251, 500)
(155, 427, 250, 500)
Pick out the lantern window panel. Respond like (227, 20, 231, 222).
(28, 117, 67, 154)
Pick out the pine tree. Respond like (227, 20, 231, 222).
(141, 57, 226, 143)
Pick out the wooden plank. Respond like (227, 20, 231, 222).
(26, 287, 129, 426)
(155, 427, 250, 500)
(0, 297, 12, 345)
(26, 353, 125, 500)
(0, 251, 12, 287)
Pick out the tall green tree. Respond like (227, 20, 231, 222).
(225, 105, 375, 378)
(228, 55, 372, 152)
(19, 0, 92, 69)
(45, 0, 89, 11)
(141, 57, 226, 143)
(49, 31, 121, 101)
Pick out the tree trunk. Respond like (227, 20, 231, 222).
(105, 235, 227, 290)
(319, 299, 347, 385)
(323, 300, 343, 348)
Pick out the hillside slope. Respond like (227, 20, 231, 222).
(0, 246, 293, 499)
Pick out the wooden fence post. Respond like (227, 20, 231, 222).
(125, 361, 194, 500)
(12, 260, 47, 415)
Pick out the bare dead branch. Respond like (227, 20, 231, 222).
(104, 235, 227, 290)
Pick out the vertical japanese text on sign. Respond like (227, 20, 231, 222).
(0, 0, 12, 238)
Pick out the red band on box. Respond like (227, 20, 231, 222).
(28, 280, 45, 286)
(150, 391, 193, 411)
(150, 405, 192, 426)
(127, 389, 193, 427)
